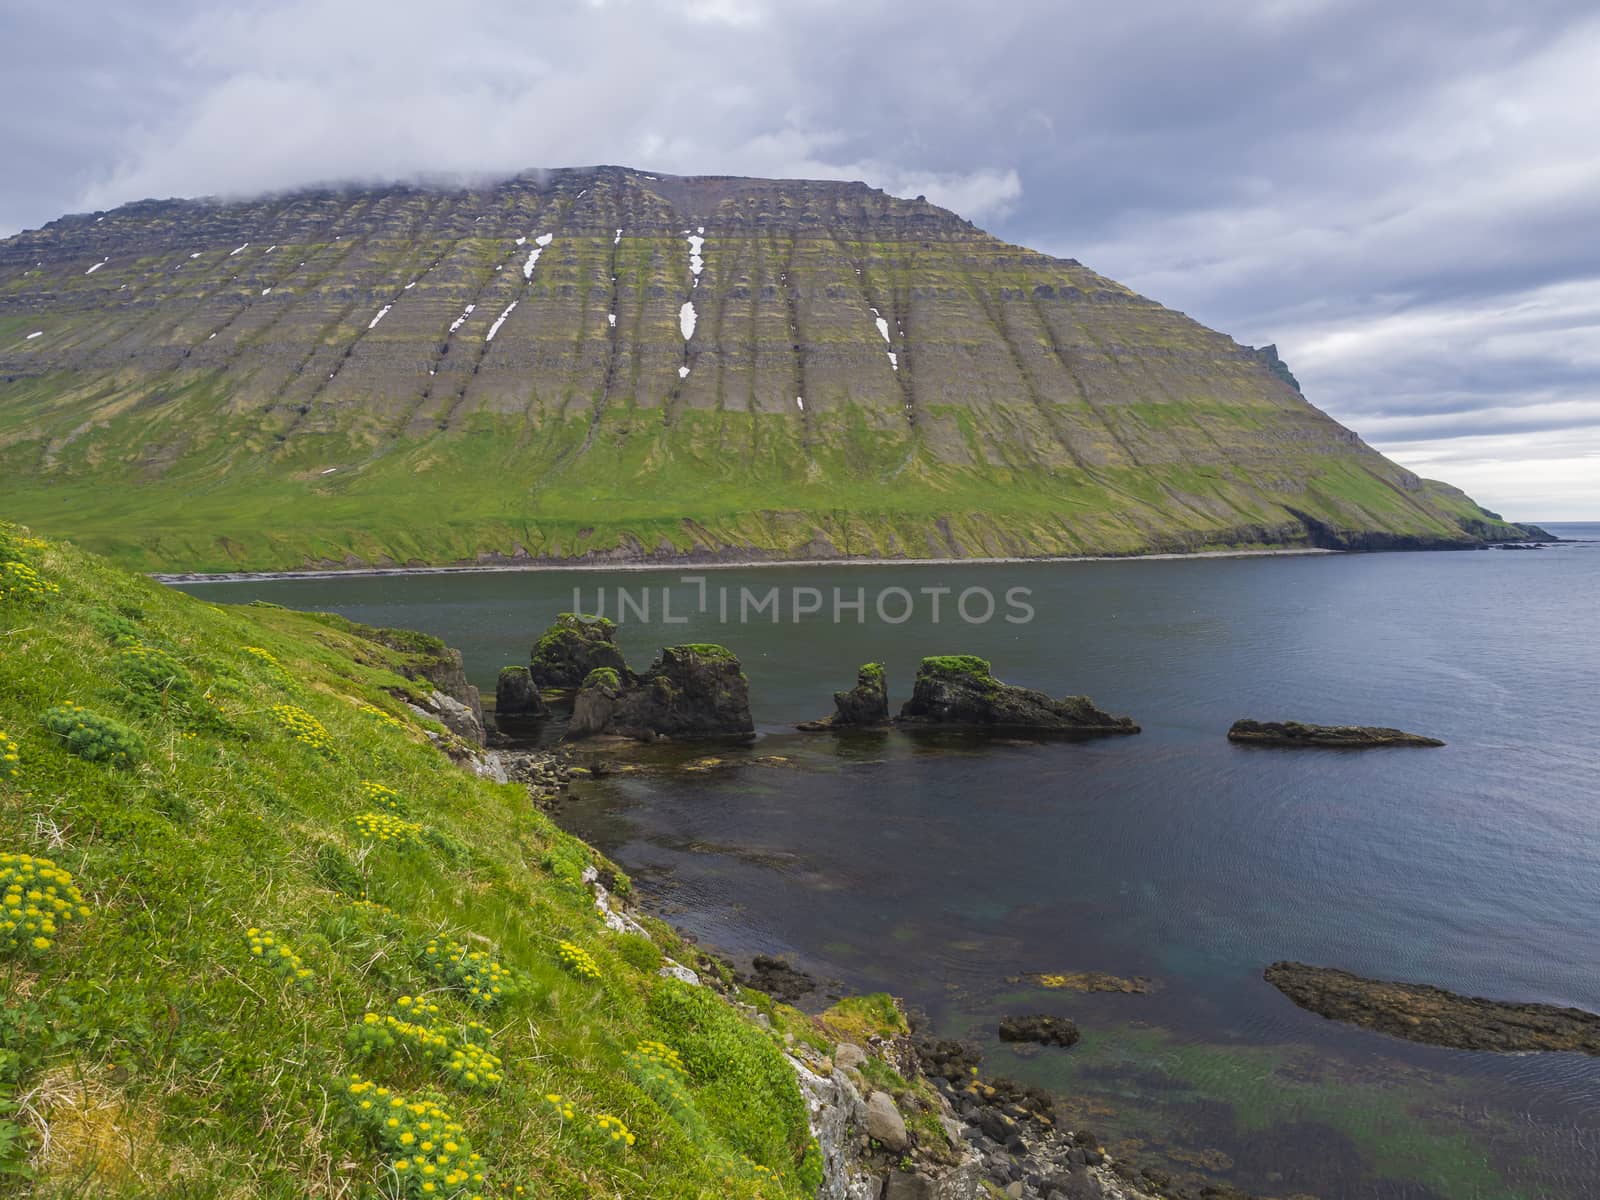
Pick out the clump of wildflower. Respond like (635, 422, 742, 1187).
(360, 703, 406, 730)
(270, 704, 333, 755)
(350, 896, 396, 917)
(350, 1001, 505, 1091)
(592, 1113, 636, 1148)
(359, 780, 407, 814)
(246, 927, 314, 986)
(353, 811, 424, 846)
(421, 938, 513, 1008)
(542, 1092, 578, 1122)
(40, 704, 143, 769)
(1, 853, 90, 953)
(0, 731, 19, 784)
(555, 939, 602, 982)
(539, 1096, 634, 1148)
(0, 560, 59, 604)
(334, 1075, 493, 1199)
(243, 645, 284, 671)
(628, 1039, 687, 1080)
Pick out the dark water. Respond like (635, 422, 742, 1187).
(178, 526, 1600, 1199)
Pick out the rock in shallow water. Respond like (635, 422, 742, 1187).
(997, 1014, 1082, 1048)
(897, 657, 1138, 734)
(1227, 719, 1443, 747)
(1265, 961, 1600, 1053)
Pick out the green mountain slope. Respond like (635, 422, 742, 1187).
(0, 523, 822, 1196)
(0, 167, 1537, 572)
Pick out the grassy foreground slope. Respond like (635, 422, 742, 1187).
(0, 522, 820, 1198)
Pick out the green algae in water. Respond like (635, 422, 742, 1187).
(986, 1020, 1532, 1200)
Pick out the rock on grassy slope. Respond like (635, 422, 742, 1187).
(0, 167, 1546, 573)
(0, 521, 827, 1197)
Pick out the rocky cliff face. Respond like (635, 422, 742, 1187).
(0, 166, 1541, 570)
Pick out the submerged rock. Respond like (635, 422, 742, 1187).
(1265, 961, 1600, 1054)
(737, 954, 817, 1004)
(1024, 971, 1156, 994)
(565, 645, 754, 741)
(1228, 719, 1443, 747)
(897, 657, 1138, 735)
(494, 665, 546, 717)
(799, 662, 891, 730)
(529, 612, 631, 690)
(997, 1014, 1081, 1048)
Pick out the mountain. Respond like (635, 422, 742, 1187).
(0, 166, 1540, 572)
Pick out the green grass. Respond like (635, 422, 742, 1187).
(0, 521, 819, 1198)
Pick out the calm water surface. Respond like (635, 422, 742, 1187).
(180, 526, 1600, 1200)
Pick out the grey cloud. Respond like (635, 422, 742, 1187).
(2, 0, 1597, 515)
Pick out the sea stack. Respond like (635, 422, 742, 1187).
(897, 656, 1139, 734)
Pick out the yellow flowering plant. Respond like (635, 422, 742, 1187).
(0, 731, 18, 784)
(269, 704, 333, 755)
(1, 853, 90, 954)
(358, 780, 408, 814)
(243, 645, 285, 671)
(348, 1000, 505, 1091)
(555, 939, 602, 982)
(352, 811, 424, 846)
(420, 938, 514, 1009)
(246, 927, 314, 986)
(334, 1075, 495, 1199)
(540, 1094, 636, 1150)
(0, 560, 59, 604)
(360, 703, 407, 730)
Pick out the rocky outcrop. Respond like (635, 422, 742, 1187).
(997, 1014, 1081, 1048)
(1265, 961, 1600, 1054)
(1228, 719, 1443, 747)
(565, 646, 754, 741)
(530, 613, 631, 691)
(566, 668, 623, 739)
(493, 665, 546, 717)
(737, 954, 817, 1005)
(898, 657, 1139, 735)
(798, 662, 890, 730)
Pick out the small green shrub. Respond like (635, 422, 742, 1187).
(421, 937, 515, 1008)
(83, 606, 142, 647)
(821, 993, 909, 1043)
(39, 703, 143, 769)
(616, 933, 662, 974)
(648, 977, 813, 1178)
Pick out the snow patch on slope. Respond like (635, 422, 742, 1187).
(487, 301, 517, 341)
(368, 305, 391, 329)
(679, 302, 697, 340)
(449, 304, 476, 334)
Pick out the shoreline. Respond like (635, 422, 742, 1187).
(153, 545, 1343, 583)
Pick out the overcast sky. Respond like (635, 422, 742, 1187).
(4, 0, 1596, 519)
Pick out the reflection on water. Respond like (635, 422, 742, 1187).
(180, 528, 1600, 1200)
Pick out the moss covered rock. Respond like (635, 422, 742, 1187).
(530, 613, 631, 691)
(898, 657, 1138, 735)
